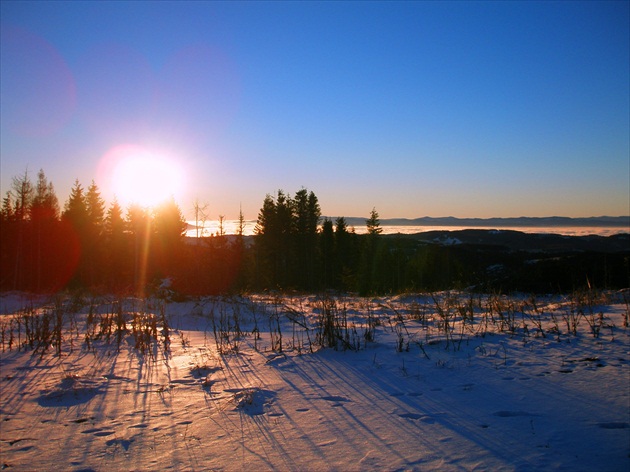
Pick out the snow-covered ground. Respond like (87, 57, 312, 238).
(1, 291, 628, 471)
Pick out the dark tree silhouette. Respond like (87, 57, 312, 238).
(105, 198, 129, 291)
(153, 197, 187, 280)
(292, 189, 321, 288)
(127, 204, 151, 296)
(10, 170, 34, 289)
(334, 216, 359, 291)
(320, 218, 335, 287)
(254, 188, 321, 290)
(84, 180, 106, 287)
(359, 207, 385, 294)
(62, 179, 90, 287)
(30, 170, 60, 290)
(366, 207, 382, 235)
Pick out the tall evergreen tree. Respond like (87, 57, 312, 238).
(320, 218, 335, 288)
(63, 179, 88, 227)
(10, 170, 33, 289)
(127, 204, 151, 296)
(153, 197, 187, 279)
(254, 188, 321, 290)
(293, 189, 311, 288)
(105, 198, 129, 290)
(292, 189, 321, 289)
(62, 179, 89, 287)
(0, 191, 16, 289)
(366, 207, 382, 235)
(84, 181, 106, 287)
(255, 194, 278, 288)
(30, 170, 60, 290)
(335, 216, 358, 290)
(106, 198, 126, 241)
(31, 169, 59, 221)
(1, 191, 15, 223)
(86, 181, 105, 235)
(359, 207, 384, 294)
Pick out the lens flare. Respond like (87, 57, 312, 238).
(99, 144, 185, 208)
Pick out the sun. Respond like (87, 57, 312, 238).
(105, 146, 185, 208)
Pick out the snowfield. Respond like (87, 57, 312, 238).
(1, 291, 629, 471)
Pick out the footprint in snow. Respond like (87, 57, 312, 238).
(398, 413, 434, 423)
(322, 395, 351, 403)
(102, 374, 132, 382)
(81, 428, 102, 434)
(128, 423, 148, 429)
(106, 438, 133, 450)
(71, 418, 91, 424)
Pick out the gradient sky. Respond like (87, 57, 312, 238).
(1, 1, 629, 220)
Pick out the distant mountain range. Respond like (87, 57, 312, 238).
(327, 216, 630, 228)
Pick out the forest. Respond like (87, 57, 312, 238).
(1, 169, 628, 296)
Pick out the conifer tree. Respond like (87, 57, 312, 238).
(105, 198, 129, 290)
(127, 204, 151, 296)
(153, 197, 187, 279)
(86, 181, 105, 235)
(320, 218, 335, 287)
(62, 179, 90, 287)
(254, 194, 277, 288)
(84, 181, 106, 287)
(1, 191, 15, 223)
(366, 207, 382, 235)
(10, 170, 33, 289)
(30, 170, 60, 290)
(359, 207, 384, 294)
(335, 216, 358, 290)
(31, 169, 59, 221)
(0, 191, 15, 289)
(63, 180, 88, 223)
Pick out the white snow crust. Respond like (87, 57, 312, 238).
(1, 291, 628, 471)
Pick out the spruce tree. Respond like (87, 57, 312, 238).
(366, 207, 382, 235)
(127, 204, 151, 296)
(85, 181, 106, 287)
(320, 218, 335, 288)
(105, 198, 129, 290)
(10, 170, 33, 289)
(153, 197, 186, 280)
(30, 170, 60, 290)
(359, 207, 383, 294)
(62, 179, 90, 287)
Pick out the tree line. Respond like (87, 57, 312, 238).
(3, 171, 626, 296)
(0, 170, 402, 295)
(1, 169, 186, 294)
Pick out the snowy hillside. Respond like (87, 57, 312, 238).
(1, 291, 629, 471)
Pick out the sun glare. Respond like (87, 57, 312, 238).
(104, 146, 184, 208)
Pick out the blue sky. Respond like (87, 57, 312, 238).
(1, 1, 628, 220)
